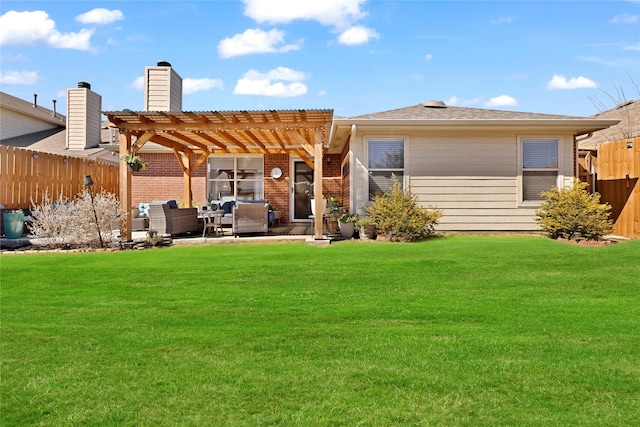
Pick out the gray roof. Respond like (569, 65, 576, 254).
(1, 124, 118, 164)
(582, 100, 640, 148)
(348, 102, 594, 121)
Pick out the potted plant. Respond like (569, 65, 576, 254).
(3, 209, 25, 239)
(356, 216, 376, 240)
(122, 154, 148, 172)
(338, 213, 359, 239)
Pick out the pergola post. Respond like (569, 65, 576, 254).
(182, 153, 192, 208)
(313, 137, 324, 240)
(119, 132, 132, 241)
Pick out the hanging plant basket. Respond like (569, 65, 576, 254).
(123, 154, 147, 172)
(127, 162, 142, 172)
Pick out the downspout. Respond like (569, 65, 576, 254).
(350, 124, 357, 213)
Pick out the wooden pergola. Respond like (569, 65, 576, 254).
(104, 109, 334, 241)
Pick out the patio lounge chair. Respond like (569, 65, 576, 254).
(148, 202, 199, 236)
(232, 202, 269, 237)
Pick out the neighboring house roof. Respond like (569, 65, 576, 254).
(0, 91, 65, 130)
(581, 99, 640, 149)
(0, 91, 117, 164)
(330, 100, 619, 149)
(1, 125, 118, 164)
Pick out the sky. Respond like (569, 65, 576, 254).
(1, 0, 639, 118)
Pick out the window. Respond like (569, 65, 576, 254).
(522, 138, 558, 202)
(368, 138, 404, 198)
(208, 156, 264, 201)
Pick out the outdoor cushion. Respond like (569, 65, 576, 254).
(138, 203, 149, 218)
(220, 201, 235, 214)
(167, 200, 179, 209)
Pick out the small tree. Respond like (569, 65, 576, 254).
(365, 174, 442, 241)
(535, 179, 613, 240)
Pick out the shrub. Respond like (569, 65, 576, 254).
(365, 174, 442, 241)
(535, 179, 613, 240)
(30, 189, 121, 248)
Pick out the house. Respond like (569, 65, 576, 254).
(579, 100, 640, 238)
(331, 100, 619, 231)
(2, 61, 621, 238)
(1, 88, 120, 210)
(0, 87, 118, 164)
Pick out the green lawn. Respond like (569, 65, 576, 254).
(1, 235, 639, 426)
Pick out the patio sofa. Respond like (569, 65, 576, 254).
(148, 201, 198, 236)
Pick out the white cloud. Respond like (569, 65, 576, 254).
(183, 78, 224, 94)
(0, 70, 39, 84)
(242, 0, 367, 30)
(1, 52, 29, 62)
(491, 16, 514, 24)
(446, 96, 483, 107)
(485, 95, 518, 107)
(0, 10, 93, 50)
(338, 25, 379, 45)
(241, 0, 378, 46)
(218, 28, 301, 59)
(546, 74, 597, 90)
(128, 76, 144, 90)
(76, 8, 124, 25)
(233, 67, 308, 97)
(609, 13, 638, 24)
(260, 66, 308, 81)
(424, 54, 433, 62)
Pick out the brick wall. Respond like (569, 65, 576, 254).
(131, 153, 207, 206)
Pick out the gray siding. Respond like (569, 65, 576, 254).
(0, 108, 60, 140)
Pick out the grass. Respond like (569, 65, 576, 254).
(1, 235, 639, 426)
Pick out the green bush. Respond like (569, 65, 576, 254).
(365, 174, 442, 241)
(535, 179, 613, 240)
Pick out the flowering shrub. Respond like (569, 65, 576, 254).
(365, 174, 442, 241)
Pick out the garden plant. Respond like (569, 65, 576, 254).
(535, 179, 613, 240)
(365, 174, 442, 241)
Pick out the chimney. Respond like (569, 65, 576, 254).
(143, 60, 183, 111)
(66, 81, 102, 150)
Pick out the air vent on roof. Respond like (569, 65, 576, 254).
(157, 61, 172, 67)
(423, 100, 446, 108)
(78, 81, 91, 89)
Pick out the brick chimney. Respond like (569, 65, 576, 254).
(66, 82, 102, 150)
(144, 61, 183, 111)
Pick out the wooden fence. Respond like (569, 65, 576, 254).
(0, 145, 119, 209)
(594, 137, 639, 238)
